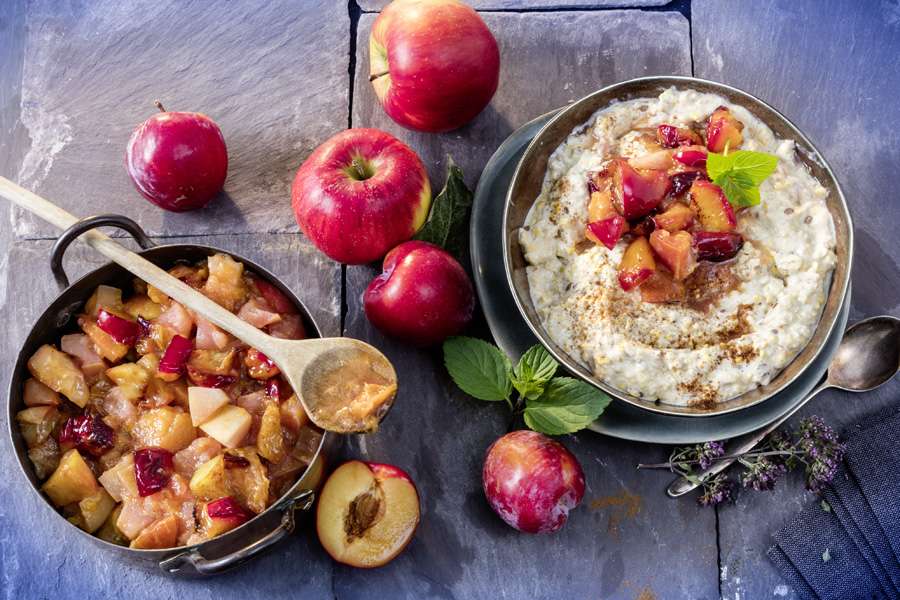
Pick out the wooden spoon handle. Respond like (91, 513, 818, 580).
(0, 176, 279, 355)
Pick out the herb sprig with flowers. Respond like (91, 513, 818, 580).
(638, 416, 845, 506)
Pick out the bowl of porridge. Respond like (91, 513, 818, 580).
(503, 76, 852, 416)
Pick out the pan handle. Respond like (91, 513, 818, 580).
(50, 214, 155, 289)
(158, 490, 315, 577)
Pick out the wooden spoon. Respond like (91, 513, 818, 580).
(0, 176, 397, 434)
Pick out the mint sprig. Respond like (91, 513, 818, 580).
(413, 157, 473, 259)
(706, 150, 779, 208)
(443, 337, 611, 435)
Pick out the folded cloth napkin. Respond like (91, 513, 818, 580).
(768, 407, 900, 600)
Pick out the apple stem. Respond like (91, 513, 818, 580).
(154, 100, 166, 113)
(368, 70, 390, 83)
(351, 156, 369, 180)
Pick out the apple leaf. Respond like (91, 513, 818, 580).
(443, 336, 512, 402)
(413, 157, 473, 259)
(523, 378, 611, 435)
(511, 344, 558, 400)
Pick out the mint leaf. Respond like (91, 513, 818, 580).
(443, 336, 512, 401)
(729, 151, 779, 184)
(707, 150, 778, 208)
(511, 345, 559, 400)
(717, 170, 760, 208)
(523, 377, 612, 435)
(413, 157, 473, 259)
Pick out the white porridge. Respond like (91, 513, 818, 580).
(519, 87, 836, 407)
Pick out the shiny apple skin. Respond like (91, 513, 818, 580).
(482, 430, 585, 534)
(125, 110, 227, 212)
(292, 128, 431, 265)
(363, 241, 474, 346)
(369, 0, 500, 133)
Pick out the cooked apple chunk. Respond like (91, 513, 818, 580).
(188, 387, 231, 426)
(200, 405, 252, 448)
(257, 401, 286, 464)
(203, 253, 247, 312)
(77, 489, 117, 533)
(189, 455, 230, 500)
(27, 344, 89, 408)
(130, 514, 179, 549)
(43, 449, 99, 507)
(131, 407, 196, 453)
(23, 378, 61, 407)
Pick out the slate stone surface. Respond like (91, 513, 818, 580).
(358, 0, 671, 10)
(8, 0, 349, 240)
(0, 234, 340, 599)
(693, 1, 900, 598)
(353, 9, 692, 190)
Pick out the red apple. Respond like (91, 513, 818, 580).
(482, 430, 585, 534)
(292, 128, 431, 265)
(316, 460, 420, 568)
(125, 101, 227, 212)
(369, 0, 500, 132)
(363, 241, 474, 346)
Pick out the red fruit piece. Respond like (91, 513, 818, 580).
(673, 146, 708, 168)
(690, 180, 737, 232)
(653, 203, 695, 232)
(706, 106, 744, 153)
(611, 159, 669, 220)
(649, 230, 697, 281)
(656, 124, 702, 148)
(640, 270, 687, 304)
(159, 335, 193, 375)
(59, 414, 116, 457)
(265, 377, 284, 400)
(96, 308, 140, 345)
(629, 216, 656, 238)
(206, 496, 254, 523)
(586, 216, 628, 250)
(669, 171, 705, 198)
(693, 231, 744, 262)
(254, 278, 297, 314)
(133, 447, 174, 497)
(618, 237, 656, 291)
(244, 348, 279, 380)
(186, 366, 237, 389)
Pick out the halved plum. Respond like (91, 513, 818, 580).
(653, 203, 695, 232)
(617, 237, 656, 291)
(673, 145, 708, 168)
(656, 124, 702, 148)
(706, 106, 744, 153)
(690, 180, 737, 232)
(649, 230, 697, 281)
(611, 159, 669, 220)
(693, 231, 744, 262)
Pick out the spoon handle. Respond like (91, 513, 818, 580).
(666, 378, 831, 498)
(0, 176, 280, 357)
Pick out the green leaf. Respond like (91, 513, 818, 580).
(707, 150, 779, 209)
(511, 345, 559, 400)
(523, 377, 612, 435)
(413, 157, 474, 259)
(443, 336, 512, 402)
(717, 170, 761, 208)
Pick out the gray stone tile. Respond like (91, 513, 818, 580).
(0, 233, 339, 598)
(359, 0, 671, 10)
(9, 0, 349, 240)
(694, 1, 900, 598)
(353, 10, 692, 190)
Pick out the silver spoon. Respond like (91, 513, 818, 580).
(666, 315, 900, 498)
(0, 176, 398, 435)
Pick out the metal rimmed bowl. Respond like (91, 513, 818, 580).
(503, 76, 853, 417)
(7, 215, 331, 576)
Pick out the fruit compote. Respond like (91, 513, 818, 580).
(18, 253, 323, 549)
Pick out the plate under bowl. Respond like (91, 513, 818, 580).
(501, 76, 853, 417)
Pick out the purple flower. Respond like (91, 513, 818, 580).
(698, 441, 726, 470)
(698, 474, 735, 507)
(740, 457, 787, 491)
(797, 416, 845, 493)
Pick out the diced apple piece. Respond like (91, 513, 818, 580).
(706, 106, 744, 153)
(79, 316, 129, 363)
(131, 407, 196, 453)
(157, 335, 193, 380)
(253, 278, 298, 315)
(99, 454, 139, 501)
(628, 149, 674, 171)
(130, 514, 179, 549)
(610, 159, 670, 220)
(188, 349, 236, 376)
(85, 285, 123, 318)
(237, 298, 282, 329)
(693, 231, 745, 262)
(116, 496, 158, 540)
(96, 308, 141, 346)
(617, 237, 656, 292)
(650, 230, 697, 281)
(200, 406, 252, 449)
(23, 378, 61, 407)
(200, 496, 253, 538)
(195, 315, 231, 351)
(156, 301, 194, 339)
(640, 270, 687, 304)
(280, 395, 309, 432)
(268, 314, 306, 340)
(586, 216, 628, 250)
(224, 448, 269, 514)
(96, 505, 128, 546)
(27, 344, 89, 408)
(174, 437, 223, 478)
(28, 436, 60, 479)
(316, 461, 420, 568)
(257, 401, 285, 464)
(189, 455, 230, 500)
(60, 334, 107, 381)
(106, 363, 151, 402)
(657, 124, 702, 148)
(169, 263, 209, 288)
(203, 253, 247, 312)
(42, 449, 99, 507)
(77, 488, 116, 533)
(188, 387, 231, 426)
(123, 295, 163, 320)
(99, 387, 139, 430)
(690, 180, 737, 232)
(653, 203, 696, 232)
(673, 145, 708, 167)
(244, 348, 279, 380)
